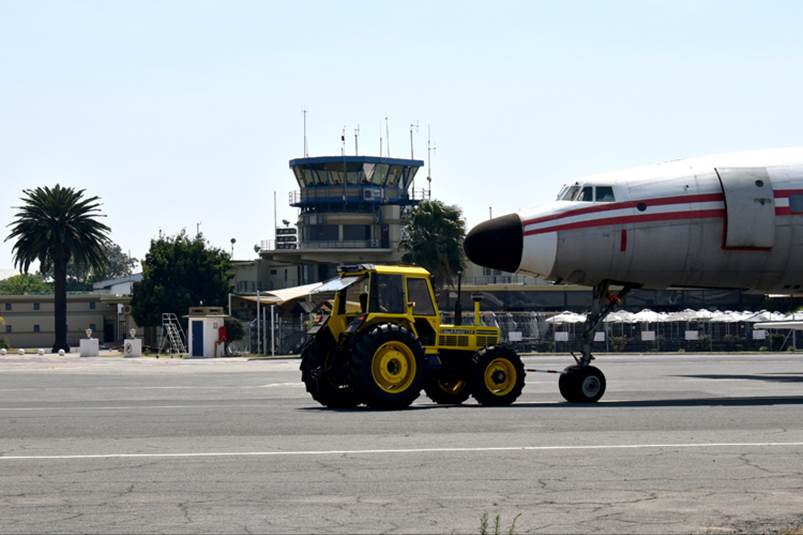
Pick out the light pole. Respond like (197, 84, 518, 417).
(230, 238, 236, 257)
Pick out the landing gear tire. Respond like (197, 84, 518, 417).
(300, 338, 361, 409)
(351, 323, 425, 410)
(559, 365, 606, 403)
(470, 346, 525, 406)
(425, 374, 471, 405)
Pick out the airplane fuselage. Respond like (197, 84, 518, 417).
(465, 148, 803, 292)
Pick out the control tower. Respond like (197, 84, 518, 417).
(260, 155, 426, 284)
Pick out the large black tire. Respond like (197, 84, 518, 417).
(558, 365, 606, 403)
(425, 375, 471, 405)
(300, 335, 361, 409)
(424, 356, 471, 405)
(470, 346, 525, 406)
(351, 323, 425, 410)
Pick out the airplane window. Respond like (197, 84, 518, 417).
(595, 186, 615, 202)
(559, 185, 581, 201)
(790, 194, 803, 213)
(579, 186, 594, 202)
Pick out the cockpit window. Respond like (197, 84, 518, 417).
(595, 186, 615, 202)
(557, 184, 616, 202)
(557, 184, 581, 201)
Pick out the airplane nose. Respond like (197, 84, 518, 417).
(464, 213, 523, 273)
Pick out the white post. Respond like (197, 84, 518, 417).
(256, 290, 261, 355)
(270, 305, 276, 356)
(228, 293, 232, 317)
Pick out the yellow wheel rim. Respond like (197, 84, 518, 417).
(371, 341, 417, 394)
(483, 357, 516, 396)
(438, 379, 466, 394)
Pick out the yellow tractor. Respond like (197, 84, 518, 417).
(299, 264, 525, 409)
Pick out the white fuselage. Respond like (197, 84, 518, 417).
(483, 148, 803, 292)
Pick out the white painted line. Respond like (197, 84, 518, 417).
(0, 404, 277, 411)
(2, 442, 803, 461)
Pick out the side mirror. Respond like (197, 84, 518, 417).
(407, 301, 416, 313)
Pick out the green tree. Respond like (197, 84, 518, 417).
(6, 185, 111, 351)
(39, 241, 137, 290)
(0, 273, 53, 295)
(399, 199, 466, 291)
(132, 231, 232, 327)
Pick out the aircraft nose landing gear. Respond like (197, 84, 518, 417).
(559, 281, 631, 403)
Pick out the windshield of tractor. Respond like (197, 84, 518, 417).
(369, 274, 405, 314)
(343, 276, 370, 314)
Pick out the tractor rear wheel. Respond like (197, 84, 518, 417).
(300, 336, 361, 409)
(470, 346, 525, 406)
(351, 323, 425, 410)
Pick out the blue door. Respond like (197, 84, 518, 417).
(191, 321, 203, 357)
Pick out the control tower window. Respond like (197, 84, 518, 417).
(595, 186, 615, 202)
(387, 165, 402, 187)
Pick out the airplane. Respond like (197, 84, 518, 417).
(463, 147, 803, 403)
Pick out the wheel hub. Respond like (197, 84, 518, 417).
(483, 357, 517, 396)
(371, 342, 417, 393)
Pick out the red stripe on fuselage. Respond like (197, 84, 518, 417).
(521, 193, 725, 227)
(774, 189, 803, 198)
(523, 209, 726, 236)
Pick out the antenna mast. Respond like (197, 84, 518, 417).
(426, 124, 436, 199)
(354, 125, 360, 156)
(340, 126, 346, 156)
(302, 109, 308, 157)
(385, 117, 390, 157)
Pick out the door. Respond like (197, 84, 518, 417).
(715, 167, 775, 248)
(191, 320, 204, 357)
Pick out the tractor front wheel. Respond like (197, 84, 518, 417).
(470, 347, 525, 406)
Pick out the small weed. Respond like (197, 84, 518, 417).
(480, 512, 521, 535)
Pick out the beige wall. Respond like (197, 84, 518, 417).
(0, 295, 136, 349)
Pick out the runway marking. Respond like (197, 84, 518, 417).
(0, 404, 280, 411)
(2, 442, 803, 461)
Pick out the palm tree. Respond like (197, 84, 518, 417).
(6, 185, 110, 352)
(400, 199, 466, 291)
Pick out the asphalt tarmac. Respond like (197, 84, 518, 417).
(1, 352, 802, 534)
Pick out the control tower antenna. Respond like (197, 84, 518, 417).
(302, 109, 309, 157)
(385, 117, 390, 157)
(340, 126, 346, 156)
(354, 125, 360, 156)
(379, 121, 383, 157)
(409, 121, 419, 159)
(409, 121, 419, 193)
(426, 124, 436, 199)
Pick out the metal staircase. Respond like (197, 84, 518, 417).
(160, 313, 187, 356)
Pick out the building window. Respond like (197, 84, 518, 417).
(4, 303, 10, 311)
(89, 301, 96, 310)
(306, 225, 338, 242)
(343, 225, 371, 241)
(33, 302, 40, 311)
(89, 323, 97, 332)
(4, 325, 10, 333)
(284, 269, 288, 281)
(33, 325, 40, 333)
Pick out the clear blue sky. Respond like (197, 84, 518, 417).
(2, 0, 802, 270)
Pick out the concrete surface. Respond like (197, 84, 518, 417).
(0, 352, 802, 533)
